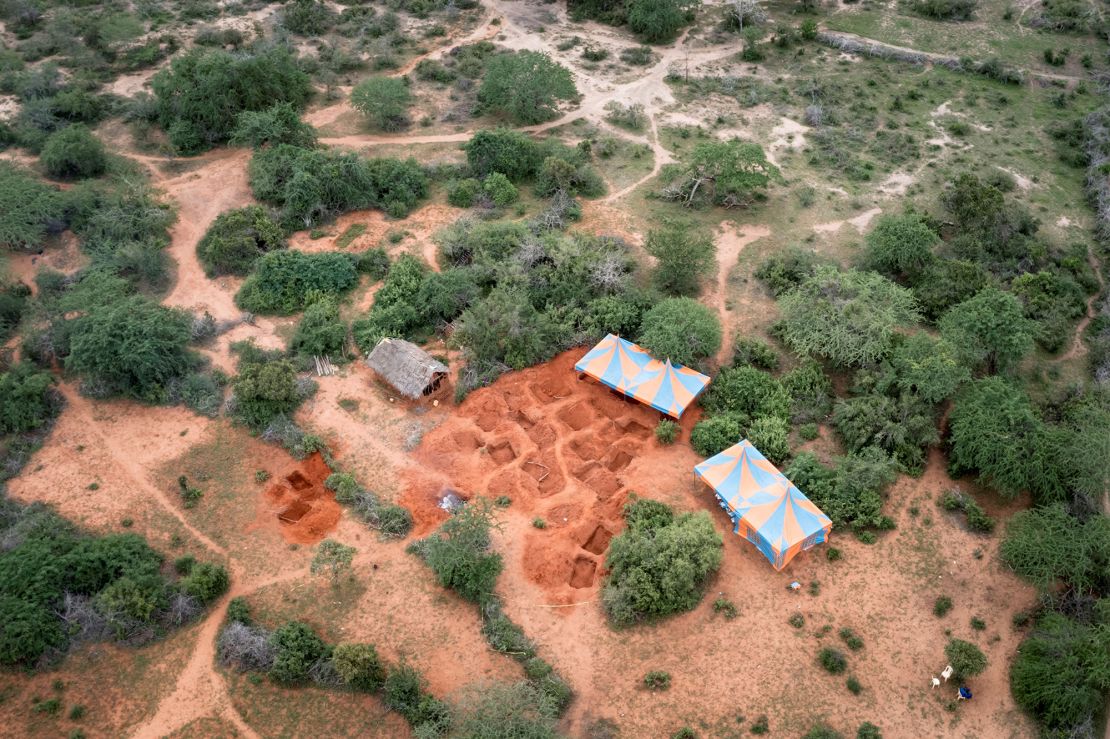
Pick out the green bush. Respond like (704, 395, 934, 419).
(939, 287, 1033, 373)
(478, 51, 577, 125)
(909, 0, 976, 20)
(645, 222, 714, 296)
(351, 77, 411, 131)
(831, 392, 937, 473)
(282, 0, 334, 35)
(231, 358, 300, 431)
(643, 670, 671, 690)
(934, 596, 953, 617)
(945, 638, 986, 680)
(819, 647, 848, 674)
(332, 642, 385, 691)
(230, 102, 318, 150)
(782, 360, 833, 423)
(702, 366, 790, 419)
(453, 680, 559, 739)
(464, 128, 545, 181)
(754, 247, 823, 297)
(777, 267, 919, 367)
(153, 46, 311, 154)
(889, 334, 968, 404)
(447, 178, 482, 207)
(690, 412, 747, 457)
(803, 726, 844, 739)
(637, 297, 721, 368)
(731, 337, 778, 371)
(269, 621, 329, 686)
(628, 0, 696, 43)
(1010, 611, 1110, 734)
(861, 213, 937, 280)
(236, 250, 358, 315)
(746, 415, 790, 464)
(0, 362, 57, 434)
(784, 449, 897, 530)
(912, 259, 989, 322)
(0, 596, 65, 667)
(1000, 503, 1109, 592)
(66, 296, 195, 403)
(602, 498, 722, 627)
(249, 145, 428, 228)
(179, 562, 229, 603)
(654, 419, 678, 444)
(664, 139, 777, 208)
(41, 125, 106, 180)
(483, 172, 518, 206)
(356, 248, 390, 280)
(412, 499, 502, 603)
(0, 162, 64, 251)
(856, 723, 882, 739)
(196, 205, 286, 277)
(291, 295, 347, 357)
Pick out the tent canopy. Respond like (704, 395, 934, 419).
(574, 334, 710, 418)
(694, 440, 832, 570)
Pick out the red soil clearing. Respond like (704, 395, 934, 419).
(407, 350, 701, 605)
(260, 452, 340, 544)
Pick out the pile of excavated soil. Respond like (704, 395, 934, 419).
(260, 452, 340, 544)
(406, 350, 701, 605)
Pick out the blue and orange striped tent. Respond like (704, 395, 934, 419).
(574, 335, 710, 418)
(694, 440, 832, 570)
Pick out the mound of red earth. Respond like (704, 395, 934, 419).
(262, 452, 341, 544)
(405, 350, 701, 605)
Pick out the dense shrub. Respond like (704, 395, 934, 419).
(944, 638, 986, 679)
(818, 647, 847, 674)
(249, 145, 428, 228)
(230, 102, 318, 149)
(66, 296, 195, 402)
(602, 498, 722, 627)
(832, 392, 938, 473)
(411, 499, 502, 603)
(0, 162, 64, 251)
(911, 259, 989, 322)
(754, 247, 823, 297)
(236, 250, 358, 314)
(627, 0, 697, 43)
(690, 411, 747, 457)
(662, 139, 777, 208)
(464, 128, 545, 181)
(533, 154, 606, 198)
(889, 334, 968, 404)
(291, 295, 347, 357)
(637, 297, 721, 368)
(782, 360, 833, 423)
(178, 562, 229, 603)
(269, 621, 330, 685)
(40, 125, 106, 180)
(152, 46, 311, 154)
(351, 76, 411, 131)
(645, 222, 714, 296)
(785, 449, 898, 530)
(453, 681, 560, 739)
(1010, 611, 1110, 734)
(908, 0, 976, 20)
(478, 51, 577, 125)
(483, 172, 518, 206)
(1000, 503, 1110, 592)
(746, 415, 790, 465)
(196, 205, 286, 277)
(231, 357, 300, 431)
(0, 362, 57, 434)
(448, 178, 482, 208)
(777, 267, 919, 367)
(731, 337, 778, 371)
(701, 366, 790, 419)
(282, 0, 334, 35)
(332, 642, 385, 691)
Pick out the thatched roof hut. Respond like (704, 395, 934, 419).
(366, 338, 449, 399)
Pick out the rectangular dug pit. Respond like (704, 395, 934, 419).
(513, 410, 535, 430)
(584, 468, 621, 500)
(286, 470, 312, 490)
(279, 499, 312, 524)
(582, 525, 613, 555)
(558, 402, 594, 431)
(569, 556, 597, 588)
(615, 417, 650, 438)
(606, 450, 632, 472)
(487, 440, 517, 465)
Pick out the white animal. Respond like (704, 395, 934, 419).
(931, 677, 940, 689)
(941, 665, 954, 682)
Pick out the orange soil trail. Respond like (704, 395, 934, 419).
(712, 222, 771, 365)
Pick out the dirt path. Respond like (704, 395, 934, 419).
(712, 222, 771, 365)
(1060, 246, 1105, 361)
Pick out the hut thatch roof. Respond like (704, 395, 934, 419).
(366, 338, 448, 399)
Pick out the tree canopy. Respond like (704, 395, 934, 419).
(862, 212, 938, 280)
(636, 297, 721, 367)
(645, 222, 715, 296)
(478, 51, 577, 125)
(350, 77, 411, 131)
(196, 205, 287, 277)
(663, 139, 778, 208)
(939, 287, 1034, 373)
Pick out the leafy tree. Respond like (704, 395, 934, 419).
(351, 77, 412, 131)
(889, 334, 968, 404)
(413, 498, 502, 603)
(533, 154, 605, 198)
(291, 295, 347, 357)
(0, 362, 56, 434)
(1011, 270, 1088, 353)
(627, 0, 697, 42)
(777, 267, 919, 367)
(332, 642, 386, 691)
(464, 128, 545, 181)
(947, 378, 1064, 501)
(230, 102, 318, 149)
(939, 287, 1033, 373)
(269, 621, 329, 685)
(832, 392, 938, 473)
(637, 297, 721, 367)
(747, 415, 790, 464)
(0, 162, 64, 251)
(664, 139, 777, 208)
(1010, 611, 1110, 733)
(282, 0, 334, 35)
(645, 222, 714, 296)
(1000, 503, 1110, 592)
(231, 358, 299, 431)
(311, 539, 356, 584)
(0, 596, 65, 667)
(451, 287, 565, 371)
(448, 178, 481, 207)
(236, 250, 359, 314)
(478, 51, 577, 125)
(782, 359, 833, 423)
(785, 448, 897, 530)
(196, 205, 286, 277)
(483, 172, 518, 206)
(944, 638, 986, 679)
(41, 125, 106, 179)
(66, 296, 195, 402)
(152, 46, 311, 154)
(862, 213, 937, 280)
(702, 366, 790, 419)
(179, 562, 229, 603)
(602, 498, 722, 626)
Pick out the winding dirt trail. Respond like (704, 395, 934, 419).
(1060, 246, 1105, 361)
